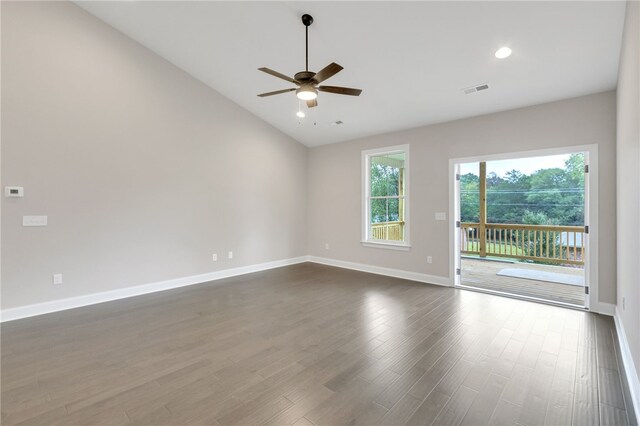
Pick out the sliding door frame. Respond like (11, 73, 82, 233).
(448, 144, 599, 312)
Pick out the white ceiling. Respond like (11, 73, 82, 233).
(76, 1, 626, 147)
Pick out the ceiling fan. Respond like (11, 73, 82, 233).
(257, 14, 362, 108)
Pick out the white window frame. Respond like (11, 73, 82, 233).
(362, 144, 411, 250)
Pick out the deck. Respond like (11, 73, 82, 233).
(461, 257, 585, 306)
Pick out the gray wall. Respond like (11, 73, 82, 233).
(1, 2, 308, 310)
(307, 91, 617, 306)
(0, 1, 622, 316)
(616, 1, 640, 379)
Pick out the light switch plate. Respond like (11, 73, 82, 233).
(435, 212, 447, 221)
(23, 216, 47, 226)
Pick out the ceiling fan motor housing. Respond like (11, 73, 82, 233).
(294, 71, 316, 83)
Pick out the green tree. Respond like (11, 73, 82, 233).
(487, 169, 531, 223)
(460, 173, 479, 223)
(460, 154, 584, 227)
(526, 168, 567, 219)
(522, 210, 560, 226)
(565, 153, 585, 183)
(370, 163, 400, 223)
(561, 153, 585, 225)
(526, 153, 584, 225)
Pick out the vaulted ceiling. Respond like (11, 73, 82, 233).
(77, 1, 626, 147)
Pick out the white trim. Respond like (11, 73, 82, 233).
(307, 255, 450, 287)
(362, 144, 411, 246)
(361, 241, 411, 251)
(449, 144, 598, 164)
(450, 162, 461, 287)
(595, 302, 616, 316)
(0, 256, 308, 323)
(584, 147, 599, 312)
(614, 307, 640, 421)
(457, 284, 588, 311)
(448, 144, 599, 310)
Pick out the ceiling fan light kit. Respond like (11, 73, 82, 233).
(296, 86, 317, 100)
(257, 13, 362, 109)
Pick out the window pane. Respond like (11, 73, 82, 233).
(369, 198, 404, 242)
(370, 153, 405, 197)
(388, 198, 400, 222)
(370, 198, 388, 224)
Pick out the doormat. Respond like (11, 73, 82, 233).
(496, 268, 584, 287)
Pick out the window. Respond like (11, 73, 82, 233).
(362, 145, 410, 249)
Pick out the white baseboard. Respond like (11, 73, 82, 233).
(0, 256, 308, 323)
(0, 252, 615, 329)
(307, 256, 451, 287)
(595, 302, 616, 316)
(614, 307, 640, 421)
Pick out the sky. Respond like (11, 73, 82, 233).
(459, 154, 573, 177)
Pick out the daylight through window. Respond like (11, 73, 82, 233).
(363, 147, 409, 246)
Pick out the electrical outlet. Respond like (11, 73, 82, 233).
(427, 256, 433, 264)
(212, 253, 217, 262)
(325, 243, 330, 250)
(228, 251, 233, 259)
(52, 274, 63, 285)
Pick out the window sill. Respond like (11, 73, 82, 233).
(361, 241, 412, 251)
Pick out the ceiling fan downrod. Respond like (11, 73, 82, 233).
(302, 14, 313, 72)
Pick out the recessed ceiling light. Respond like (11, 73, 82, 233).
(296, 111, 305, 118)
(495, 47, 512, 59)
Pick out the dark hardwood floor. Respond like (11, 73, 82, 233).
(1, 263, 634, 425)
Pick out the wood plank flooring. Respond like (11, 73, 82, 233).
(461, 258, 585, 306)
(1, 263, 633, 425)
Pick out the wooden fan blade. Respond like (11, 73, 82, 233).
(313, 63, 343, 83)
(257, 88, 296, 97)
(258, 67, 299, 84)
(318, 85, 362, 96)
(306, 99, 318, 108)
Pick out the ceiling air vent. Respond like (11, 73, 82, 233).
(463, 83, 489, 95)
